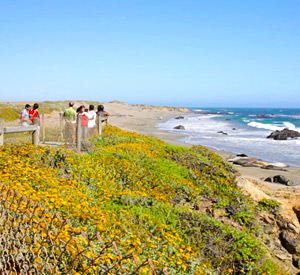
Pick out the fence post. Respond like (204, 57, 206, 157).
(97, 114, 102, 135)
(41, 113, 45, 143)
(59, 112, 64, 142)
(32, 118, 40, 146)
(76, 115, 82, 152)
(0, 119, 4, 146)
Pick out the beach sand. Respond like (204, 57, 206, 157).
(104, 101, 300, 190)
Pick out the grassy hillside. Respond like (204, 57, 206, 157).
(0, 103, 23, 120)
(0, 126, 283, 274)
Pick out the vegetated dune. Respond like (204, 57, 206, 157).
(0, 126, 295, 274)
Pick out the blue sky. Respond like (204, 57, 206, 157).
(0, 1, 299, 107)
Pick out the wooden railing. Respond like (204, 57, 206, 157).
(0, 118, 40, 146)
(75, 114, 108, 151)
(0, 115, 108, 151)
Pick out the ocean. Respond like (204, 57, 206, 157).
(158, 108, 300, 167)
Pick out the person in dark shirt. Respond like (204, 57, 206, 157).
(96, 105, 109, 116)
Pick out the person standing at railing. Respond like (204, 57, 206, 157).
(63, 102, 76, 144)
(63, 102, 76, 122)
(77, 105, 88, 140)
(20, 104, 31, 126)
(29, 103, 39, 124)
(87, 104, 97, 137)
(96, 104, 109, 117)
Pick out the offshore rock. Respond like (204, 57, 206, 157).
(267, 128, 300, 140)
(175, 116, 185, 119)
(255, 114, 271, 118)
(174, 125, 185, 130)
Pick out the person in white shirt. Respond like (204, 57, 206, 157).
(87, 105, 97, 137)
(20, 104, 31, 126)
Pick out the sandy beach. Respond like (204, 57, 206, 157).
(104, 101, 300, 190)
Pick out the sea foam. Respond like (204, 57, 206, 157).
(283, 122, 296, 130)
(248, 121, 297, 131)
(158, 111, 300, 166)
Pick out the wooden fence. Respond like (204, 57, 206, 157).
(75, 114, 108, 152)
(0, 114, 108, 151)
(0, 185, 169, 274)
(0, 118, 40, 146)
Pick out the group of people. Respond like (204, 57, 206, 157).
(20, 102, 109, 126)
(20, 103, 39, 126)
(63, 102, 109, 125)
(63, 102, 109, 143)
(20, 102, 109, 144)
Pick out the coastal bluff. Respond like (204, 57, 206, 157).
(1, 100, 300, 274)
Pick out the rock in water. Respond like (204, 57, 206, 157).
(255, 114, 271, 118)
(267, 128, 300, 140)
(217, 131, 228, 135)
(174, 125, 185, 130)
(175, 116, 185, 119)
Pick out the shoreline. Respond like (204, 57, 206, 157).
(105, 102, 300, 190)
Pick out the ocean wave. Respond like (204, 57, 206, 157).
(158, 114, 229, 133)
(248, 122, 282, 131)
(199, 114, 222, 119)
(283, 122, 296, 130)
(184, 114, 222, 120)
(248, 121, 297, 131)
(276, 114, 300, 119)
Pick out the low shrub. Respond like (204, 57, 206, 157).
(0, 127, 285, 274)
(258, 198, 281, 212)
